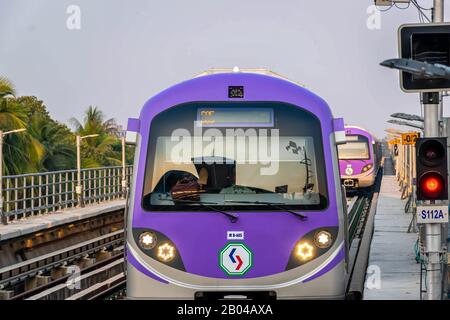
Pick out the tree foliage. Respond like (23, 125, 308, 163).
(70, 106, 124, 168)
(0, 77, 133, 175)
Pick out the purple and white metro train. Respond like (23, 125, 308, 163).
(125, 69, 350, 299)
(338, 126, 382, 191)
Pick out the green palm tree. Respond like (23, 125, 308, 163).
(0, 77, 15, 98)
(29, 115, 76, 171)
(0, 77, 44, 174)
(0, 77, 23, 129)
(69, 106, 121, 168)
(70, 106, 119, 135)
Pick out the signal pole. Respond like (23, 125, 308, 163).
(434, 0, 444, 23)
(75, 134, 99, 208)
(378, 0, 449, 299)
(423, 0, 445, 301)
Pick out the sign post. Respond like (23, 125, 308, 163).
(422, 0, 447, 300)
(380, 0, 448, 300)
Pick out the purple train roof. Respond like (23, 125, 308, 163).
(137, 73, 334, 126)
(344, 126, 377, 143)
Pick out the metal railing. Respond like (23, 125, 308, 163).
(0, 165, 133, 225)
(389, 141, 419, 234)
(392, 142, 416, 212)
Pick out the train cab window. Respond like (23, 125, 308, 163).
(142, 102, 328, 211)
(337, 135, 370, 160)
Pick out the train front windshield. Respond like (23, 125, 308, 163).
(142, 102, 328, 211)
(337, 135, 370, 160)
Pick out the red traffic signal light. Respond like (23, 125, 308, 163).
(416, 138, 448, 201)
(419, 172, 445, 199)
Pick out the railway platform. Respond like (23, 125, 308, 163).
(0, 200, 125, 241)
(364, 162, 420, 300)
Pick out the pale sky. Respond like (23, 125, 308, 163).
(1, 0, 449, 137)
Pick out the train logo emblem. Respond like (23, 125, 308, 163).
(345, 165, 353, 175)
(219, 243, 253, 276)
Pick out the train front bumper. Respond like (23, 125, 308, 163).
(341, 170, 375, 188)
(126, 260, 346, 300)
(125, 241, 347, 300)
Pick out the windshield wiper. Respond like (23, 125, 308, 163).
(158, 196, 238, 223)
(224, 200, 307, 221)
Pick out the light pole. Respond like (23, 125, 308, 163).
(391, 113, 424, 123)
(121, 135, 127, 197)
(387, 119, 424, 130)
(76, 134, 99, 208)
(422, 0, 445, 301)
(380, 1, 447, 298)
(0, 128, 27, 225)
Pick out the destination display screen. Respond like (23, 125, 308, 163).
(197, 108, 274, 127)
(345, 135, 361, 142)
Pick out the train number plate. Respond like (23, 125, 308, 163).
(227, 231, 244, 240)
(417, 206, 449, 224)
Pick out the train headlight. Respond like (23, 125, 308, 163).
(157, 243, 176, 262)
(314, 230, 332, 248)
(286, 227, 338, 271)
(133, 229, 186, 271)
(296, 241, 314, 261)
(361, 164, 373, 173)
(139, 231, 157, 250)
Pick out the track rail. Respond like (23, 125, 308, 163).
(348, 196, 369, 244)
(26, 257, 125, 300)
(9, 253, 123, 300)
(77, 273, 126, 300)
(0, 230, 124, 298)
(345, 168, 383, 299)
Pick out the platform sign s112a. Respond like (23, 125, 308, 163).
(417, 205, 449, 224)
